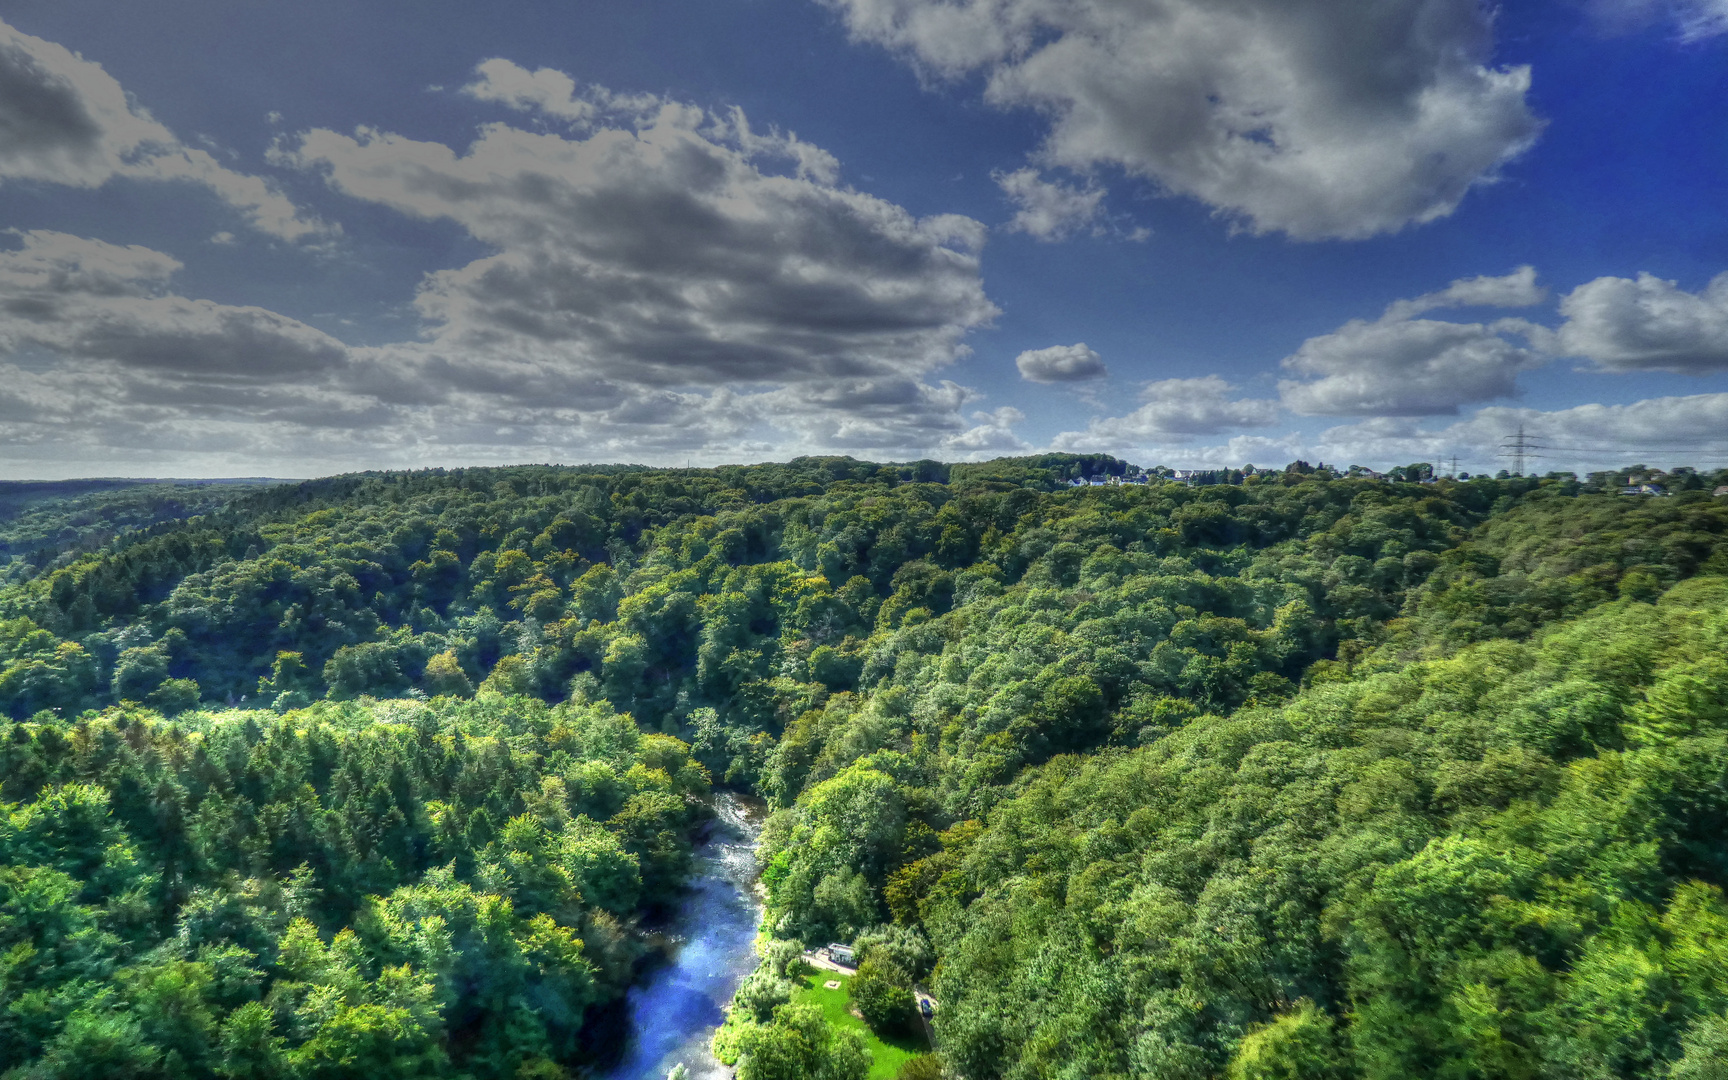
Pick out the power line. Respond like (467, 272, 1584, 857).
(1494, 432, 1728, 473)
(1501, 425, 1540, 476)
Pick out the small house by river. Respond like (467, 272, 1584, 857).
(825, 943, 856, 967)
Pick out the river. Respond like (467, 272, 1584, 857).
(599, 792, 764, 1080)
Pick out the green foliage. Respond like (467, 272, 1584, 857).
(853, 924, 933, 981)
(894, 1056, 943, 1080)
(147, 677, 201, 715)
(0, 695, 707, 1078)
(0, 479, 278, 590)
(1672, 1015, 1728, 1080)
(849, 955, 914, 1034)
(112, 644, 170, 701)
(734, 968, 796, 1023)
(421, 651, 473, 698)
(736, 1002, 871, 1080)
(1227, 1002, 1344, 1080)
(7, 458, 1728, 1078)
(917, 583, 1728, 1078)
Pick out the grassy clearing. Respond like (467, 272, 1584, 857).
(791, 964, 930, 1080)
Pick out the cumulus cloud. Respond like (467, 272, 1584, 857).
(0, 19, 328, 241)
(0, 230, 349, 379)
(821, 0, 1540, 239)
(1280, 269, 1551, 416)
(1556, 271, 1728, 373)
(995, 168, 1104, 240)
(1138, 434, 1304, 469)
(749, 378, 980, 451)
(290, 81, 995, 403)
(463, 58, 599, 123)
(1128, 391, 1728, 475)
(0, 65, 1006, 475)
(1315, 393, 1728, 472)
(940, 405, 1032, 457)
(0, 231, 390, 476)
(1385, 265, 1547, 319)
(461, 58, 671, 127)
(1016, 342, 1107, 383)
(1051, 375, 1278, 450)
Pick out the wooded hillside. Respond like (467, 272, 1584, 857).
(3, 456, 1726, 1078)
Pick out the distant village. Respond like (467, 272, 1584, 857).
(1065, 461, 1439, 488)
(1065, 462, 1728, 497)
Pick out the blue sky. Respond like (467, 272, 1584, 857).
(1, 0, 1727, 477)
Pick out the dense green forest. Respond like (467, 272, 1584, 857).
(2, 455, 1727, 1078)
(0, 480, 282, 590)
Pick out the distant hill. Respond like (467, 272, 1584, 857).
(0, 477, 293, 518)
(0, 477, 294, 584)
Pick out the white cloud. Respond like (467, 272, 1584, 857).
(1587, 0, 1728, 41)
(821, 0, 1540, 239)
(0, 231, 349, 379)
(0, 233, 383, 475)
(1051, 375, 1278, 450)
(1139, 434, 1303, 469)
(1384, 265, 1547, 320)
(290, 93, 995, 405)
(0, 19, 328, 241)
(463, 58, 598, 123)
(1016, 342, 1106, 383)
(1280, 269, 1551, 416)
(1669, 0, 1728, 38)
(1314, 393, 1728, 472)
(941, 405, 1031, 457)
(749, 378, 980, 451)
(1557, 271, 1728, 374)
(1280, 319, 1547, 417)
(0, 68, 1009, 476)
(1111, 391, 1728, 475)
(995, 168, 1104, 240)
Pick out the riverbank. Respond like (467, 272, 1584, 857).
(598, 792, 765, 1080)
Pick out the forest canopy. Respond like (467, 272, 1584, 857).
(2, 455, 1727, 1078)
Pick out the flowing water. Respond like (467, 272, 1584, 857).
(599, 792, 764, 1080)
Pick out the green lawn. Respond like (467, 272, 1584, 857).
(791, 964, 931, 1080)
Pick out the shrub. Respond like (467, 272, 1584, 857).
(849, 955, 913, 1033)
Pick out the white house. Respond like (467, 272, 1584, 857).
(825, 943, 856, 967)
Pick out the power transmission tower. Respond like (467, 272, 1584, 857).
(1501, 425, 1540, 476)
(1448, 454, 1459, 478)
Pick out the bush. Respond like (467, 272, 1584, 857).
(849, 955, 913, 1033)
(853, 925, 933, 981)
(759, 937, 805, 979)
(738, 1003, 870, 1080)
(733, 968, 794, 1023)
(112, 645, 169, 701)
(1672, 1015, 1728, 1080)
(896, 1056, 944, 1080)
